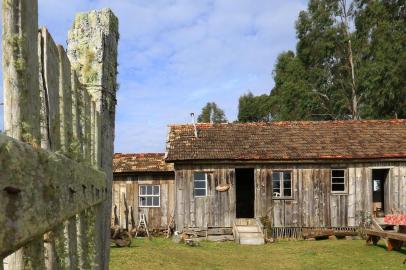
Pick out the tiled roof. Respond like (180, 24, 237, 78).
(113, 153, 173, 173)
(166, 120, 406, 162)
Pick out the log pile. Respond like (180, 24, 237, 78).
(111, 225, 132, 247)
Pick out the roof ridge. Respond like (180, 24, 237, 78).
(168, 119, 406, 128)
(114, 153, 165, 158)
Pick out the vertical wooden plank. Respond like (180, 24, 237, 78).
(291, 168, 299, 226)
(364, 167, 372, 216)
(313, 169, 321, 227)
(297, 168, 303, 227)
(265, 168, 273, 219)
(161, 183, 168, 227)
(168, 177, 175, 226)
(39, 28, 61, 151)
(66, 218, 78, 270)
(355, 166, 363, 225)
(83, 90, 92, 163)
(3, 0, 40, 143)
(400, 166, 406, 212)
(330, 196, 338, 227)
(175, 170, 184, 231)
(57, 45, 73, 156)
(77, 212, 90, 270)
(347, 167, 356, 226)
(391, 167, 400, 212)
(3, 0, 44, 267)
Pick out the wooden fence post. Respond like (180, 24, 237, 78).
(67, 10, 119, 269)
(2, 0, 45, 268)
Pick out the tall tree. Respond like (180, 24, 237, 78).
(295, 0, 355, 119)
(237, 0, 405, 121)
(238, 92, 272, 122)
(353, 0, 406, 118)
(197, 102, 227, 123)
(270, 51, 321, 120)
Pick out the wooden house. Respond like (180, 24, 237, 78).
(112, 153, 174, 230)
(165, 120, 406, 236)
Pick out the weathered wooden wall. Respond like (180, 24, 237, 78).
(175, 166, 236, 230)
(174, 162, 406, 231)
(113, 173, 175, 229)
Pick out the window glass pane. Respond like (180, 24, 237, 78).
(146, 185, 152, 195)
(153, 185, 160, 195)
(283, 172, 291, 180)
(146, 197, 152, 206)
(194, 172, 206, 181)
(153, 197, 159, 206)
(273, 180, 280, 190)
(272, 172, 280, 181)
(140, 196, 146, 206)
(194, 181, 206, 189)
(332, 184, 345, 192)
(140, 186, 146, 195)
(194, 189, 206, 196)
(332, 170, 344, 178)
(284, 188, 292, 197)
(332, 178, 344, 184)
(284, 179, 291, 189)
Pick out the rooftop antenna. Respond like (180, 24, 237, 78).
(190, 113, 198, 138)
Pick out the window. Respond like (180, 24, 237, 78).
(194, 172, 208, 197)
(272, 171, 292, 199)
(139, 185, 160, 207)
(331, 169, 346, 193)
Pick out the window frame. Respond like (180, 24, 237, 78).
(272, 171, 293, 199)
(139, 184, 160, 208)
(193, 172, 208, 197)
(331, 169, 347, 194)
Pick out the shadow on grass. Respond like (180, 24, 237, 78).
(370, 241, 406, 255)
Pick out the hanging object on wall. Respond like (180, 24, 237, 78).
(216, 184, 230, 192)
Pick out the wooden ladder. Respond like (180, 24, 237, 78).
(135, 213, 150, 238)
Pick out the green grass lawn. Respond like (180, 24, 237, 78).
(110, 238, 406, 270)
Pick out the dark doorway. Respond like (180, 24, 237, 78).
(372, 169, 389, 216)
(235, 168, 255, 218)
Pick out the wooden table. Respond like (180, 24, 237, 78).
(366, 215, 406, 251)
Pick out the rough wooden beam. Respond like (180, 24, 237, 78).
(67, 9, 119, 269)
(0, 134, 106, 258)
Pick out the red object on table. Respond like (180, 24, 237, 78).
(384, 215, 406, 225)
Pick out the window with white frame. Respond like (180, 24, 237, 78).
(331, 169, 346, 193)
(194, 172, 208, 197)
(139, 185, 160, 207)
(272, 171, 292, 198)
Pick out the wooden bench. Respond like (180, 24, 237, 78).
(365, 229, 406, 251)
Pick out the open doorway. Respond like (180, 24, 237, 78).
(372, 169, 389, 217)
(235, 168, 255, 218)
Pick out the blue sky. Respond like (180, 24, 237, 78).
(0, 0, 307, 153)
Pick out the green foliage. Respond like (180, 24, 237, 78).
(243, 0, 405, 121)
(238, 92, 272, 122)
(353, 0, 406, 118)
(197, 102, 227, 123)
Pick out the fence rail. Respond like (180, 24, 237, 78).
(1, 0, 118, 269)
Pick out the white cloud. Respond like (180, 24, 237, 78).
(0, 0, 308, 152)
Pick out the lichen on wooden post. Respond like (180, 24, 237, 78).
(68, 10, 119, 268)
(2, 0, 44, 267)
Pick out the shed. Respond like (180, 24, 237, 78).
(165, 120, 406, 235)
(112, 153, 174, 230)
